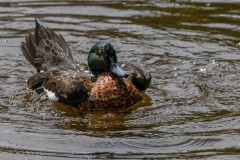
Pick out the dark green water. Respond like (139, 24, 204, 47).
(0, 0, 240, 159)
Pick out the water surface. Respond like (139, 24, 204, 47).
(0, 0, 240, 159)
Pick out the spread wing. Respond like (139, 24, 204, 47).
(21, 19, 74, 72)
(21, 20, 92, 104)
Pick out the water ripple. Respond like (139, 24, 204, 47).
(0, 0, 239, 159)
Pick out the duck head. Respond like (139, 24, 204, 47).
(88, 42, 128, 78)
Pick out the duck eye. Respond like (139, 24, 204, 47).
(96, 49, 104, 56)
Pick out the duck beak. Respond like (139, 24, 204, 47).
(110, 57, 129, 77)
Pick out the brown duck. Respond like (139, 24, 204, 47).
(21, 20, 151, 111)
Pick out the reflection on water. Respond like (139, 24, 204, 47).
(0, 0, 240, 159)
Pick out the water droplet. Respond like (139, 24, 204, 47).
(174, 67, 179, 71)
(212, 60, 219, 66)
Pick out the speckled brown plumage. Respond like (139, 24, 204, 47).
(76, 72, 142, 111)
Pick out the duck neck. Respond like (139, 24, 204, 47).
(92, 71, 102, 79)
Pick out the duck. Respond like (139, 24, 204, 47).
(21, 19, 151, 111)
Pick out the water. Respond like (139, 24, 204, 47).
(0, 0, 240, 159)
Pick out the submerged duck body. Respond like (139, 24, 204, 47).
(21, 20, 151, 111)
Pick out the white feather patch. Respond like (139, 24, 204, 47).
(44, 88, 59, 101)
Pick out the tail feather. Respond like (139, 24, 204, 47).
(34, 19, 48, 46)
(21, 41, 36, 68)
(21, 19, 74, 72)
(27, 33, 37, 54)
(34, 19, 72, 61)
(59, 34, 73, 60)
